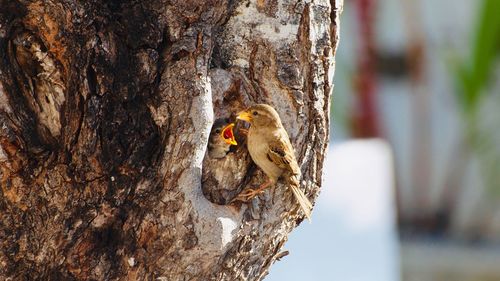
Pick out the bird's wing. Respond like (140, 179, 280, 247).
(266, 135, 300, 175)
(267, 134, 311, 220)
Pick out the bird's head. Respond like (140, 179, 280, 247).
(210, 119, 237, 146)
(237, 104, 282, 129)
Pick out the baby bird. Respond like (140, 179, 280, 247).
(236, 104, 313, 220)
(207, 118, 237, 159)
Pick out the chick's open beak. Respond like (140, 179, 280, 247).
(221, 123, 237, 145)
(236, 110, 252, 123)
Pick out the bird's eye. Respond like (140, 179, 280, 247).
(252, 111, 258, 116)
(215, 129, 221, 134)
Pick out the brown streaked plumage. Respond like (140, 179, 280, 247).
(236, 104, 312, 220)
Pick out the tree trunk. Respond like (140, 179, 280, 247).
(0, 0, 341, 280)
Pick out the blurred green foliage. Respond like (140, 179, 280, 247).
(455, 0, 500, 195)
(457, 0, 500, 114)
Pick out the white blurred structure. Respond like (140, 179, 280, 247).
(267, 139, 400, 281)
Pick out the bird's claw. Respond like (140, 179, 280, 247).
(233, 188, 264, 202)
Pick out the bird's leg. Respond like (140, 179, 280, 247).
(234, 180, 273, 202)
(254, 180, 272, 193)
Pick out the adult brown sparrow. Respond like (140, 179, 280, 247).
(236, 104, 312, 220)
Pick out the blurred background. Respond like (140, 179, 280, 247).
(269, 0, 500, 280)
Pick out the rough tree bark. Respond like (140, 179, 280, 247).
(0, 0, 341, 280)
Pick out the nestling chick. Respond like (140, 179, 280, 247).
(236, 104, 313, 220)
(207, 118, 237, 159)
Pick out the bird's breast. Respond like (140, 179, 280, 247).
(247, 129, 283, 181)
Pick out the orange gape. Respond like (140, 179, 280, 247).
(221, 123, 237, 145)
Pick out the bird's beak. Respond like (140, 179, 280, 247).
(221, 123, 237, 145)
(236, 110, 252, 123)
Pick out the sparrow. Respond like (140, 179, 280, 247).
(207, 118, 237, 159)
(236, 104, 313, 220)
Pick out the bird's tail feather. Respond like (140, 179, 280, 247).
(289, 180, 313, 221)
